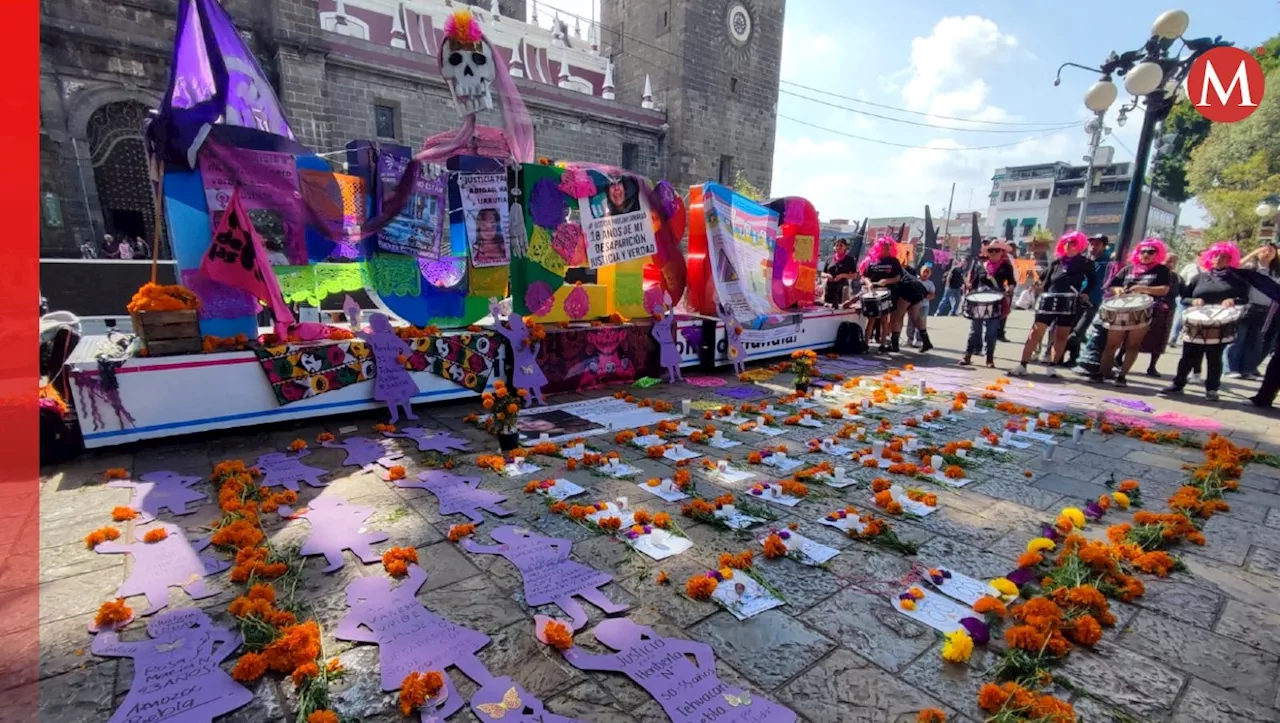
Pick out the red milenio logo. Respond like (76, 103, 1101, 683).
(1186, 46, 1266, 123)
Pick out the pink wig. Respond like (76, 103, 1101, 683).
(858, 236, 898, 273)
(1055, 231, 1088, 259)
(1199, 241, 1242, 270)
(1128, 238, 1169, 273)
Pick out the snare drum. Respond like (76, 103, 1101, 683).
(1099, 294, 1154, 330)
(1036, 292, 1078, 316)
(1182, 305, 1243, 345)
(962, 292, 1005, 320)
(858, 289, 894, 318)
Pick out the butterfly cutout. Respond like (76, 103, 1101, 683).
(475, 686, 523, 719)
(724, 691, 752, 707)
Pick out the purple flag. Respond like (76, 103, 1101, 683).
(150, 0, 293, 167)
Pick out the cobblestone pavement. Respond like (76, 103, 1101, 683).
(34, 313, 1280, 722)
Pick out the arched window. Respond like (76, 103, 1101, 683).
(86, 101, 158, 250)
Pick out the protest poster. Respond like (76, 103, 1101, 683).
(702, 182, 782, 322)
(456, 172, 511, 268)
(198, 140, 306, 265)
(376, 151, 446, 258)
(579, 176, 658, 269)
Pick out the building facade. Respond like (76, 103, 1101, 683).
(600, 0, 784, 196)
(41, 0, 782, 259)
(986, 163, 1062, 242)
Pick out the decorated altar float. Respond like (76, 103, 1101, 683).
(65, 2, 861, 449)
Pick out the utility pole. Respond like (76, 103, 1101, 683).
(1076, 111, 1108, 234)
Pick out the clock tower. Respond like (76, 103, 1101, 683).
(600, 0, 785, 194)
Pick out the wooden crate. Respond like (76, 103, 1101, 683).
(132, 310, 202, 356)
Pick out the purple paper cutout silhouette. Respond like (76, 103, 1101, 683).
(718, 306, 747, 375)
(716, 386, 770, 401)
(680, 324, 703, 352)
(92, 608, 253, 723)
(281, 496, 390, 573)
(91, 522, 228, 623)
(490, 300, 549, 406)
(384, 427, 472, 454)
(357, 313, 421, 423)
(107, 471, 208, 524)
(343, 294, 363, 330)
(564, 618, 796, 723)
(469, 677, 583, 723)
(651, 297, 684, 384)
(335, 565, 495, 720)
(256, 451, 329, 491)
(321, 435, 395, 468)
(460, 526, 627, 630)
(396, 470, 513, 524)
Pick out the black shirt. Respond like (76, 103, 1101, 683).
(968, 261, 1016, 293)
(823, 254, 858, 305)
(945, 266, 965, 290)
(1043, 255, 1096, 294)
(1113, 263, 1172, 291)
(1181, 270, 1250, 306)
(864, 257, 904, 284)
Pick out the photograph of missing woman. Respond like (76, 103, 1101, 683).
(589, 176, 641, 219)
(517, 409, 605, 443)
(469, 207, 510, 267)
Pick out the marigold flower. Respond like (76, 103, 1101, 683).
(111, 506, 139, 522)
(872, 477, 892, 493)
(388, 465, 407, 481)
(899, 598, 916, 611)
(382, 546, 419, 578)
(1060, 507, 1086, 529)
(977, 682, 1010, 712)
(288, 439, 308, 452)
(94, 598, 132, 630)
(231, 652, 268, 682)
(653, 512, 673, 529)
(542, 620, 574, 651)
(1112, 491, 1131, 509)
(990, 578, 1018, 598)
(307, 711, 339, 723)
(142, 528, 168, 544)
(1004, 624, 1046, 651)
(656, 570, 670, 585)
(1118, 479, 1140, 492)
(1016, 552, 1043, 569)
(597, 516, 623, 532)
(317, 432, 335, 443)
(1133, 550, 1177, 577)
(447, 524, 476, 542)
(103, 468, 129, 480)
(84, 526, 121, 549)
(941, 628, 973, 663)
(686, 575, 718, 600)
(291, 662, 320, 686)
(917, 709, 946, 723)
(1067, 613, 1103, 647)
(973, 595, 1006, 618)
(763, 534, 788, 559)
(399, 671, 445, 716)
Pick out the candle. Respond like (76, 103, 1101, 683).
(1038, 412, 1049, 424)
(756, 416, 766, 426)
(776, 451, 787, 460)
(1073, 425, 1084, 443)
(872, 441, 885, 456)
(540, 432, 550, 441)
(833, 466, 845, 479)
(814, 388, 823, 399)
(716, 460, 729, 473)
(957, 448, 968, 458)
(1001, 430, 1013, 445)
(930, 455, 943, 470)
(681, 399, 692, 416)
(966, 400, 976, 410)
(713, 429, 723, 439)
(1042, 442, 1057, 461)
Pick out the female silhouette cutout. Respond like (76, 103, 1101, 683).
(490, 300, 549, 405)
(358, 313, 420, 424)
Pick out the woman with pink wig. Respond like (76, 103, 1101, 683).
(860, 237, 930, 353)
(1159, 241, 1251, 401)
(1009, 232, 1094, 377)
(1093, 238, 1172, 386)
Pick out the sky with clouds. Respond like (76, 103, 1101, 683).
(535, 1, 1278, 228)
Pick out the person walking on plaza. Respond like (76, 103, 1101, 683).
(907, 265, 936, 348)
(1160, 242, 1251, 402)
(937, 261, 966, 316)
(1227, 242, 1279, 380)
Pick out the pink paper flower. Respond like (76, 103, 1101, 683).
(564, 284, 591, 320)
(552, 223, 585, 264)
(558, 168, 598, 199)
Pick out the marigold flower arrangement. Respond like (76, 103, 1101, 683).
(977, 682, 1074, 723)
(94, 598, 132, 631)
(447, 524, 476, 542)
(127, 282, 201, 313)
(112, 506, 139, 522)
(84, 526, 121, 549)
(685, 574, 718, 600)
(382, 547, 419, 578)
(480, 380, 525, 437)
(762, 533, 789, 559)
(399, 671, 445, 716)
(475, 454, 506, 473)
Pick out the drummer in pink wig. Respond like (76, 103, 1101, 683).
(1094, 238, 1172, 386)
(1159, 241, 1251, 401)
(859, 236, 907, 353)
(1010, 231, 1094, 377)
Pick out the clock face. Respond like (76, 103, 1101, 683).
(726, 2, 753, 46)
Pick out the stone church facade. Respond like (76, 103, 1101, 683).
(39, 0, 783, 258)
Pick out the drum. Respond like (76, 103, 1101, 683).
(1182, 305, 1243, 345)
(1036, 292, 1078, 316)
(1099, 294, 1154, 330)
(858, 289, 894, 318)
(962, 292, 1005, 320)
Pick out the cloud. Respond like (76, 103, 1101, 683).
(900, 16, 1018, 114)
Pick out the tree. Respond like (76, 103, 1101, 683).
(1151, 34, 1280, 203)
(731, 170, 766, 202)
(1186, 66, 1280, 249)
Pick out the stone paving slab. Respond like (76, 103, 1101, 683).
(31, 315, 1280, 722)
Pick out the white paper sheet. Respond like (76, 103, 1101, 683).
(538, 478, 585, 501)
(758, 531, 838, 566)
(635, 479, 690, 502)
(713, 574, 785, 620)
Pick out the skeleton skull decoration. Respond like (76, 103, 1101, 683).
(440, 11, 495, 117)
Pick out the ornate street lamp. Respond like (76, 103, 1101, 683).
(1054, 10, 1232, 261)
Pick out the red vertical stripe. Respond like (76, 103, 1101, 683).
(0, 0, 41, 717)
